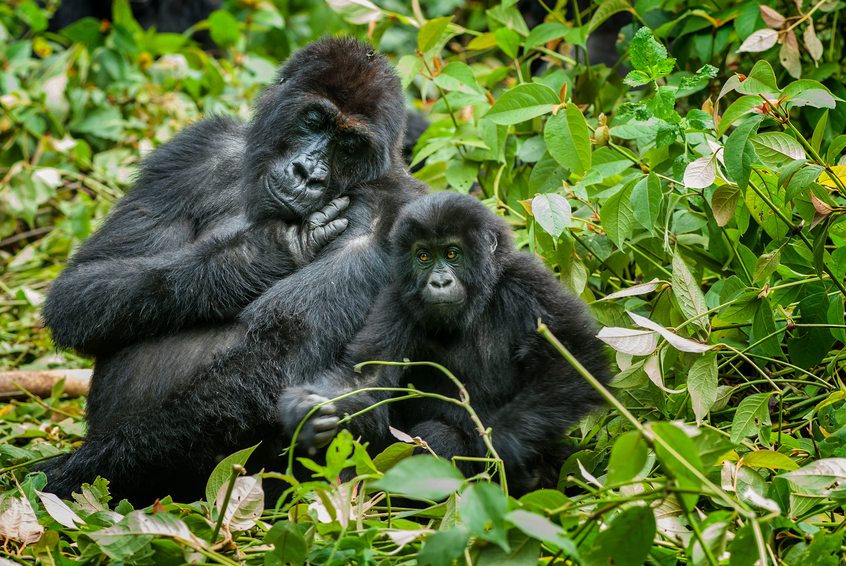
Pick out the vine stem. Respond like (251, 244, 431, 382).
(745, 176, 846, 298)
(537, 323, 769, 565)
(356, 360, 509, 495)
(211, 464, 245, 542)
(284, 366, 509, 494)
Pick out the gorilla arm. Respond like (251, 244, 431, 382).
(43, 119, 348, 356)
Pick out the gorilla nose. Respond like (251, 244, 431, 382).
(429, 272, 454, 289)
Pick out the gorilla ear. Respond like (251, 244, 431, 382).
(488, 233, 499, 254)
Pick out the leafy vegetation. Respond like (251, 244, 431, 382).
(2, 0, 846, 563)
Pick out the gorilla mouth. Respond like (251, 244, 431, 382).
(265, 178, 302, 219)
(427, 298, 466, 307)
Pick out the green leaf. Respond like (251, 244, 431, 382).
(630, 173, 662, 231)
(724, 115, 763, 190)
(459, 483, 510, 551)
(486, 84, 559, 125)
(445, 160, 478, 192)
(779, 458, 846, 494)
(208, 10, 240, 48)
(688, 352, 718, 424)
(531, 194, 571, 239)
(529, 153, 567, 193)
(827, 135, 846, 164)
(751, 132, 805, 166)
(205, 443, 260, 504)
(494, 27, 521, 59)
(628, 27, 668, 72)
(418, 17, 452, 54)
(735, 60, 779, 95)
(607, 431, 649, 484)
(730, 393, 773, 444)
(19, 0, 48, 33)
(544, 104, 591, 175)
(583, 505, 655, 566)
(782, 79, 838, 108)
(589, 0, 633, 33)
(812, 110, 828, 152)
(112, 0, 143, 35)
(600, 182, 635, 250)
(752, 250, 781, 283)
(525, 22, 567, 49)
(652, 422, 703, 510)
(672, 252, 709, 331)
(264, 522, 307, 566)
(506, 510, 577, 558)
(624, 70, 652, 87)
(475, 532, 540, 565)
(717, 95, 763, 136)
(371, 455, 464, 501)
(750, 299, 783, 357)
(518, 490, 568, 513)
(743, 450, 799, 471)
(711, 184, 741, 227)
(69, 106, 125, 141)
(417, 527, 471, 566)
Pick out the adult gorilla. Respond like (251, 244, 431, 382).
(41, 37, 426, 503)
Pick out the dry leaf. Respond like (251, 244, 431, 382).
(737, 28, 779, 53)
(759, 5, 786, 28)
(0, 495, 44, 545)
(779, 30, 802, 78)
(803, 24, 823, 62)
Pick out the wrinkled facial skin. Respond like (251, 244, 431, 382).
(264, 103, 381, 221)
(412, 241, 468, 310)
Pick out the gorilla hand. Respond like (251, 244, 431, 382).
(285, 196, 350, 268)
(278, 388, 340, 455)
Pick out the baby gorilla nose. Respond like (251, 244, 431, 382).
(429, 271, 454, 289)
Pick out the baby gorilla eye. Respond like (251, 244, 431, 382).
(445, 246, 461, 260)
(416, 250, 431, 263)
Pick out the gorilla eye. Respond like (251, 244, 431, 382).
(305, 111, 324, 129)
(445, 246, 461, 261)
(416, 250, 431, 263)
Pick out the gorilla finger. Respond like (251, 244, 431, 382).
(323, 196, 350, 219)
(302, 392, 327, 403)
(312, 430, 338, 448)
(312, 415, 340, 431)
(307, 196, 350, 228)
(322, 219, 349, 243)
(318, 402, 337, 416)
(308, 219, 348, 249)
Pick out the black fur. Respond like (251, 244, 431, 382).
(293, 193, 611, 494)
(42, 36, 405, 356)
(40, 38, 426, 503)
(50, 0, 221, 38)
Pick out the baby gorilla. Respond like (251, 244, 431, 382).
(281, 192, 611, 493)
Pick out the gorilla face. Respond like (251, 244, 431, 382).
(411, 240, 469, 310)
(391, 193, 514, 329)
(244, 37, 406, 222)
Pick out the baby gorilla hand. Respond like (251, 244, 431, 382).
(278, 388, 340, 456)
(286, 196, 350, 267)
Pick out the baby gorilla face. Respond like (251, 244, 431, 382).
(412, 240, 468, 311)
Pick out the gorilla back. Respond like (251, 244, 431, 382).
(40, 38, 426, 504)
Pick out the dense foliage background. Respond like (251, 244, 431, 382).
(2, 0, 846, 563)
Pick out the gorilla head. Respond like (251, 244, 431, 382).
(245, 37, 406, 221)
(389, 192, 514, 328)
